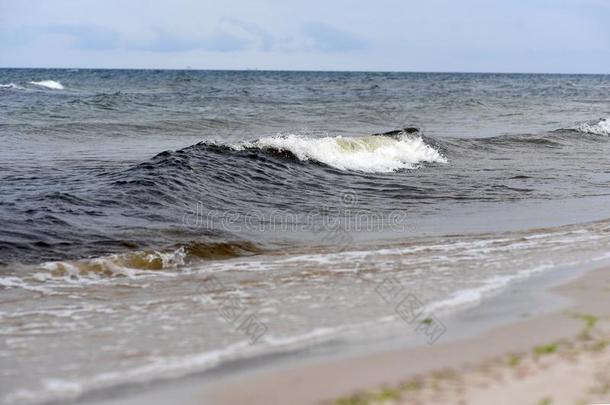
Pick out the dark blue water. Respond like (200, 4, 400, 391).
(1, 69, 610, 264)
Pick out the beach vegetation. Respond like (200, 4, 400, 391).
(590, 339, 608, 352)
(533, 343, 557, 356)
(420, 317, 433, 325)
(400, 378, 424, 392)
(374, 387, 401, 402)
(334, 392, 371, 405)
(507, 353, 521, 367)
(334, 386, 402, 405)
(569, 312, 598, 340)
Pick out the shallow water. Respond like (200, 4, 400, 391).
(1, 69, 610, 403)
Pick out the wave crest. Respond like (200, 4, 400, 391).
(574, 118, 610, 136)
(0, 83, 21, 90)
(230, 131, 447, 173)
(30, 80, 64, 90)
(18, 241, 261, 284)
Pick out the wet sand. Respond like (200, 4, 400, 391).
(87, 262, 610, 405)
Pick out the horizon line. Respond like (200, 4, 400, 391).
(1, 66, 609, 76)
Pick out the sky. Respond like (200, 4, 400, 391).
(0, 0, 608, 73)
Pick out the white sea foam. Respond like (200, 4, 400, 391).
(425, 265, 552, 314)
(232, 133, 447, 173)
(0, 83, 21, 90)
(29, 80, 64, 90)
(1, 330, 335, 405)
(575, 118, 610, 136)
(0, 276, 54, 294)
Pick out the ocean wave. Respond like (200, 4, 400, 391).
(0, 241, 261, 290)
(29, 80, 64, 90)
(574, 118, 610, 136)
(0, 83, 22, 90)
(39, 241, 259, 279)
(229, 130, 447, 173)
(39, 248, 189, 281)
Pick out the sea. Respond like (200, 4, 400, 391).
(1, 69, 610, 404)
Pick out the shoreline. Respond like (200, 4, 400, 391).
(85, 259, 610, 405)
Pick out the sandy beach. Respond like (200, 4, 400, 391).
(82, 261, 610, 405)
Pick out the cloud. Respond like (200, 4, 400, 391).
(301, 22, 367, 52)
(127, 19, 275, 53)
(128, 29, 249, 53)
(0, 25, 119, 51)
(47, 26, 121, 50)
(0, 20, 367, 55)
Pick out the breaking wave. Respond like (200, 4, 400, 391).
(0, 83, 21, 90)
(574, 118, 610, 136)
(29, 80, 64, 90)
(0, 241, 261, 292)
(229, 131, 447, 173)
(38, 241, 261, 279)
